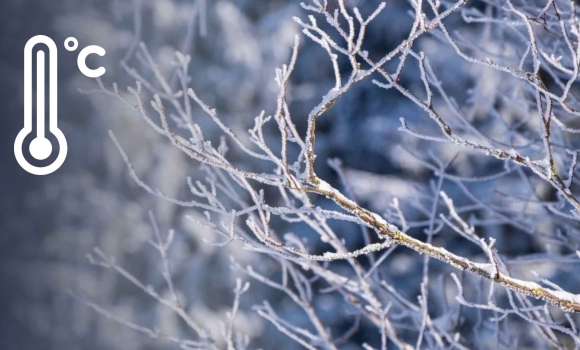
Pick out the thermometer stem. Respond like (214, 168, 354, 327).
(36, 50, 46, 139)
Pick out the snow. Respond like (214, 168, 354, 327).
(550, 290, 580, 306)
(317, 179, 334, 193)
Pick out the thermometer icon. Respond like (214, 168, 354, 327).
(14, 35, 68, 175)
(15, 35, 106, 175)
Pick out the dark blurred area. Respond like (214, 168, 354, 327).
(0, 1, 155, 348)
(0, 1, 73, 348)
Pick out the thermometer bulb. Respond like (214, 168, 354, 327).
(30, 138, 52, 160)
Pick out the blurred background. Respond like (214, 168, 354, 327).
(0, 1, 326, 348)
(2, 0, 579, 349)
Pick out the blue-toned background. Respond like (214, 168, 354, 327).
(1, 1, 573, 349)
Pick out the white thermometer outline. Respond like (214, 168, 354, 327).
(15, 35, 68, 175)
